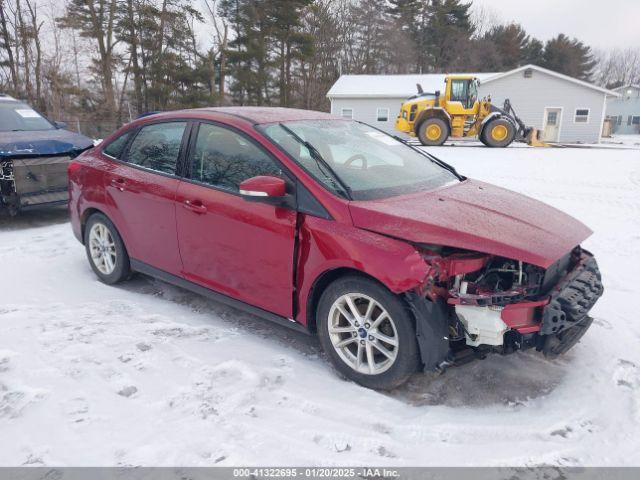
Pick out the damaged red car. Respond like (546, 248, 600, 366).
(68, 107, 603, 390)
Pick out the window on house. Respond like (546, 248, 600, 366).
(524, 68, 533, 78)
(617, 115, 622, 125)
(341, 108, 353, 119)
(574, 109, 590, 123)
(632, 116, 640, 125)
(628, 115, 633, 125)
(376, 108, 389, 122)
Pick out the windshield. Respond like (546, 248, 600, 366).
(0, 102, 55, 132)
(261, 120, 459, 200)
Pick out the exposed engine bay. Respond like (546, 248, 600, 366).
(408, 244, 603, 371)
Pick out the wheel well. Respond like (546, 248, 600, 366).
(415, 109, 450, 134)
(305, 267, 395, 334)
(80, 207, 105, 244)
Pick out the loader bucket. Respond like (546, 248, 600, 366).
(526, 128, 550, 147)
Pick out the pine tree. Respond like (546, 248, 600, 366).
(386, 0, 428, 71)
(425, 0, 474, 71)
(58, 0, 119, 120)
(220, 0, 273, 105)
(483, 23, 530, 70)
(269, 0, 313, 106)
(523, 38, 544, 65)
(542, 34, 596, 80)
(350, 0, 393, 74)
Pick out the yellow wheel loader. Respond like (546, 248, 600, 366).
(395, 75, 544, 147)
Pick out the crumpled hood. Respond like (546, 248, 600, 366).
(349, 179, 592, 268)
(0, 129, 94, 158)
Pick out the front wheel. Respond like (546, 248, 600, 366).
(317, 275, 420, 390)
(481, 118, 516, 147)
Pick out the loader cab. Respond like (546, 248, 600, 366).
(445, 76, 480, 113)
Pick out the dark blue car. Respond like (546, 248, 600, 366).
(0, 95, 94, 215)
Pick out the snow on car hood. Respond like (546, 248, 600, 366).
(0, 128, 94, 158)
(348, 179, 592, 268)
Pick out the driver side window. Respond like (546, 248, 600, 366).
(190, 123, 283, 192)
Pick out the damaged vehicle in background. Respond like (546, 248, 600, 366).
(0, 94, 94, 215)
(68, 107, 603, 390)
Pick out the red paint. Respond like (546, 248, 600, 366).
(68, 107, 593, 331)
(175, 180, 296, 318)
(349, 180, 592, 268)
(239, 176, 286, 197)
(501, 300, 549, 332)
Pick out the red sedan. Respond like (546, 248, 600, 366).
(68, 107, 603, 389)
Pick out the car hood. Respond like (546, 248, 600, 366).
(348, 179, 592, 268)
(0, 129, 94, 158)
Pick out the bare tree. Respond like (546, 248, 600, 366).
(0, 0, 19, 92)
(202, 0, 228, 100)
(593, 47, 640, 88)
(25, 0, 43, 108)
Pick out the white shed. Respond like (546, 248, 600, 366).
(327, 64, 619, 143)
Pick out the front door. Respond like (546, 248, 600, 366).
(176, 122, 297, 318)
(542, 108, 561, 142)
(103, 120, 188, 275)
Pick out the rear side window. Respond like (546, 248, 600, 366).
(189, 123, 282, 192)
(126, 122, 187, 175)
(103, 131, 133, 159)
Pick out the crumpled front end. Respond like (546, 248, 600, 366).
(0, 129, 94, 215)
(1, 156, 73, 214)
(406, 245, 603, 372)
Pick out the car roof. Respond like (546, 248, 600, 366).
(159, 106, 340, 125)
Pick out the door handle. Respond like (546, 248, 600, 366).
(183, 199, 207, 214)
(110, 178, 127, 192)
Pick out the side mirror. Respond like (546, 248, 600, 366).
(239, 176, 286, 202)
(54, 121, 68, 129)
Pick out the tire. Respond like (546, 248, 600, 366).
(481, 117, 516, 147)
(417, 117, 449, 146)
(84, 212, 131, 284)
(317, 275, 420, 390)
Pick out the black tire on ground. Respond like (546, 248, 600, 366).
(481, 117, 516, 147)
(316, 275, 420, 390)
(84, 212, 131, 284)
(416, 117, 449, 146)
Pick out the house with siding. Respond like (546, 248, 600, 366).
(327, 64, 619, 143)
(606, 85, 640, 134)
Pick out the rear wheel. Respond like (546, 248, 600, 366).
(482, 118, 516, 147)
(317, 275, 419, 390)
(84, 213, 131, 284)
(417, 118, 449, 146)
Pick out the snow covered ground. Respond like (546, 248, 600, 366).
(1, 144, 639, 467)
(601, 134, 640, 147)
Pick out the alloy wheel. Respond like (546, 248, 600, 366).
(327, 293, 399, 375)
(88, 222, 117, 275)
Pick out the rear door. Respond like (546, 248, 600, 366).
(102, 120, 189, 275)
(175, 121, 297, 318)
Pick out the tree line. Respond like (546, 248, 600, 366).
(0, 0, 637, 137)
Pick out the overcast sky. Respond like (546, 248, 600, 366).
(471, 0, 640, 50)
